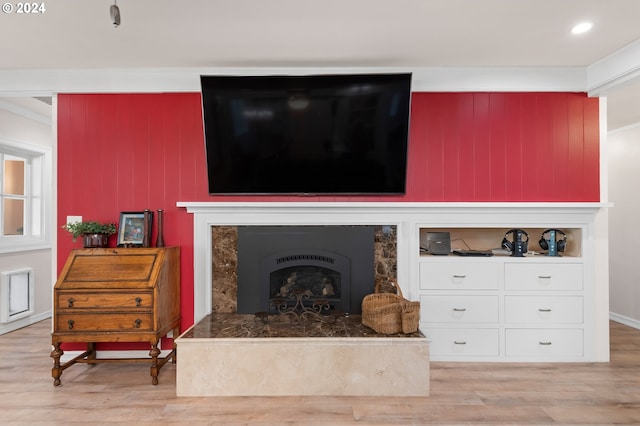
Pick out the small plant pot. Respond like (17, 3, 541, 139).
(83, 233, 110, 248)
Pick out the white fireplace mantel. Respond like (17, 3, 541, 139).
(177, 201, 609, 336)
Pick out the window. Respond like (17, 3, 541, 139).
(3, 154, 26, 236)
(0, 138, 49, 252)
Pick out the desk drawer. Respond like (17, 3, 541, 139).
(56, 313, 154, 332)
(56, 292, 152, 309)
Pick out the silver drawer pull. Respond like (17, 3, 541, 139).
(454, 341, 467, 345)
(452, 275, 466, 279)
(453, 308, 467, 312)
(538, 275, 552, 279)
(538, 341, 552, 346)
(538, 308, 552, 312)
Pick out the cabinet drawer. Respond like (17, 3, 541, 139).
(426, 328, 499, 357)
(505, 329, 583, 357)
(56, 313, 154, 332)
(504, 263, 583, 291)
(421, 295, 499, 323)
(56, 292, 152, 309)
(419, 262, 498, 290)
(505, 296, 583, 324)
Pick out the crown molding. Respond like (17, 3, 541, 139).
(0, 100, 50, 125)
(587, 38, 640, 95)
(0, 66, 587, 95)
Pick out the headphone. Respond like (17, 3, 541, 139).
(501, 229, 529, 252)
(539, 229, 567, 252)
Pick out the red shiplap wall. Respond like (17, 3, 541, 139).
(409, 92, 600, 201)
(57, 91, 600, 337)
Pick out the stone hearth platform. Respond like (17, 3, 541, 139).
(176, 313, 430, 397)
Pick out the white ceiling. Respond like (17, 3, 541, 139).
(2, 0, 640, 129)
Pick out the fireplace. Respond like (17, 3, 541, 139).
(236, 226, 376, 315)
(265, 250, 348, 315)
(177, 206, 431, 398)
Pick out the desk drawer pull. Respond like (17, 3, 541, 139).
(452, 275, 466, 279)
(538, 341, 552, 346)
(453, 308, 467, 312)
(67, 298, 74, 308)
(67, 319, 75, 330)
(454, 340, 467, 345)
(134, 319, 142, 328)
(538, 275, 552, 279)
(135, 297, 142, 307)
(538, 308, 552, 312)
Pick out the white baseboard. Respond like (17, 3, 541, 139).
(610, 312, 640, 330)
(0, 310, 51, 335)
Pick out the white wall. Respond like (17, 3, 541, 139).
(0, 103, 54, 334)
(608, 123, 640, 328)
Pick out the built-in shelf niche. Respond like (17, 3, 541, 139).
(418, 227, 582, 258)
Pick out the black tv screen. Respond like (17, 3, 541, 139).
(200, 73, 412, 195)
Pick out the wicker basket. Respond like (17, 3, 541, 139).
(361, 278, 420, 334)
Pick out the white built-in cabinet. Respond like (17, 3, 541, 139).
(417, 226, 589, 362)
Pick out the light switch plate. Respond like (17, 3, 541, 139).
(66, 216, 82, 224)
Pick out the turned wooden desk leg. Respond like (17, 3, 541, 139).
(149, 341, 161, 385)
(51, 342, 63, 387)
(87, 342, 96, 363)
(172, 326, 179, 364)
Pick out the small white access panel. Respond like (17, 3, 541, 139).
(0, 268, 34, 323)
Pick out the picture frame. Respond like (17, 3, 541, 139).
(117, 211, 153, 247)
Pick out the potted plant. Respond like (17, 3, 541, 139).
(62, 221, 117, 248)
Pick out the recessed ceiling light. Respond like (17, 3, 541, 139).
(571, 22, 593, 34)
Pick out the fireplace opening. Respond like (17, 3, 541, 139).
(236, 226, 376, 315)
(266, 250, 348, 314)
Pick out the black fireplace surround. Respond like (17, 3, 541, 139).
(237, 226, 375, 315)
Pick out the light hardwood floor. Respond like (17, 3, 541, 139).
(1, 320, 640, 425)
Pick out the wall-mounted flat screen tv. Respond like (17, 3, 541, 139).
(200, 73, 412, 195)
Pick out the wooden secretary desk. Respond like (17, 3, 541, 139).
(51, 247, 180, 386)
